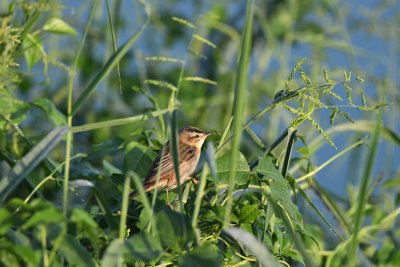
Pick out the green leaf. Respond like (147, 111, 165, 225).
(178, 244, 221, 267)
(32, 98, 66, 126)
(70, 208, 100, 246)
(0, 126, 68, 205)
(72, 5, 150, 115)
(124, 141, 157, 177)
(124, 232, 163, 262)
(239, 205, 260, 224)
(43, 17, 78, 35)
(59, 235, 96, 267)
(156, 209, 195, 252)
(0, 91, 29, 125)
(22, 206, 63, 229)
(208, 151, 250, 185)
(0, 208, 13, 235)
(256, 156, 303, 229)
(100, 239, 124, 267)
(224, 227, 284, 267)
(88, 137, 124, 161)
(23, 34, 43, 69)
(11, 245, 39, 267)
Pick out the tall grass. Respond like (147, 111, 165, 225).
(223, 0, 254, 228)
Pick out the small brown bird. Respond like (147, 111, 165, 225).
(130, 126, 213, 198)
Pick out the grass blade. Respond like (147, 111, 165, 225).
(170, 110, 183, 211)
(72, 3, 150, 115)
(70, 109, 170, 133)
(119, 174, 130, 240)
(347, 119, 381, 265)
(0, 126, 68, 205)
(192, 164, 209, 228)
(105, 0, 122, 93)
(224, 227, 284, 267)
(223, 0, 253, 227)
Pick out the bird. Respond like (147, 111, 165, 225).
(130, 126, 213, 199)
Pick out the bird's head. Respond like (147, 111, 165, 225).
(178, 126, 214, 148)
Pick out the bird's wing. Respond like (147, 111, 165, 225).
(142, 142, 196, 186)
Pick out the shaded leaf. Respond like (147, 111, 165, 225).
(22, 206, 63, 229)
(59, 235, 96, 267)
(124, 232, 162, 262)
(178, 243, 221, 267)
(156, 209, 195, 252)
(124, 141, 157, 177)
(0, 126, 68, 205)
(32, 98, 66, 126)
(100, 239, 124, 267)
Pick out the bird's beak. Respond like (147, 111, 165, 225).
(205, 131, 216, 137)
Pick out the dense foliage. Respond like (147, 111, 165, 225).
(0, 0, 399, 266)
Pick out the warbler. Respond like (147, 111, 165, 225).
(130, 126, 213, 198)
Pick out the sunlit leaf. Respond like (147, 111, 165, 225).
(43, 17, 78, 35)
(208, 151, 250, 185)
(256, 156, 303, 229)
(23, 34, 43, 69)
(239, 205, 260, 224)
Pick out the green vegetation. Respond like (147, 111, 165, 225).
(0, 0, 399, 266)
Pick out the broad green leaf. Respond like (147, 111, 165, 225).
(100, 239, 124, 267)
(124, 232, 162, 262)
(239, 205, 260, 224)
(0, 243, 20, 266)
(43, 17, 77, 35)
(0, 91, 29, 127)
(32, 98, 66, 126)
(9, 245, 39, 267)
(224, 227, 284, 267)
(208, 151, 250, 185)
(0, 208, 13, 234)
(256, 156, 303, 229)
(156, 209, 195, 252)
(137, 207, 151, 230)
(178, 243, 221, 267)
(59, 235, 96, 267)
(23, 34, 43, 69)
(70, 109, 171, 133)
(22, 206, 63, 229)
(0, 126, 68, 205)
(124, 141, 157, 177)
(0, 91, 26, 114)
(211, 206, 239, 224)
(70, 208, 100, 246)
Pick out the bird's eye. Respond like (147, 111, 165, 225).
(195, 135, 199, 138)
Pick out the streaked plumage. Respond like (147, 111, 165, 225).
(130, 126, 212, 197)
